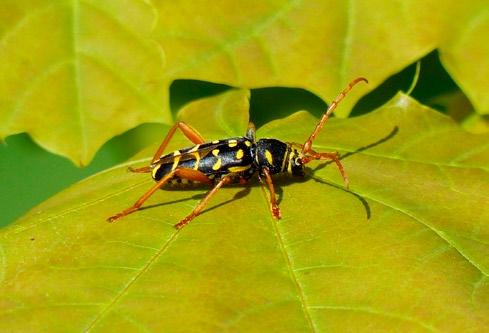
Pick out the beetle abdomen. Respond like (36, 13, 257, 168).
(152, 137, 256, 183)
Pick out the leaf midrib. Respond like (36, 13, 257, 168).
(265, 185, 317, 332)
(85, 178, 319, 332)
(72, 0, 87, 163)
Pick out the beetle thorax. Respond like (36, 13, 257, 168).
(254, 139, 304, 176)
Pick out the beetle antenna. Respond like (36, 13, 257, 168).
(302, 77, 368, 154)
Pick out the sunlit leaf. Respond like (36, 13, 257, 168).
(177, 88, 250, 139)
(153, 0, 489, 116)
(0, 0, 167, 165)
(1, 91, 488, 331)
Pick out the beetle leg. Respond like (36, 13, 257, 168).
(173, 168, 213, 185)
(128, 166, 151, 173)
(314, 151, 349, 189)
(260, 168, 282, 220)
(174, 175, 233, 229)
(107, 168, 211, 222)
(151, 121, 205, 164)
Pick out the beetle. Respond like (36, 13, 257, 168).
(108, 77, 368, 229)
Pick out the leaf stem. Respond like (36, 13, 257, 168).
(406, 61, 421, 96)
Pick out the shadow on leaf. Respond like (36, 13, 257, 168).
(309, 125, 399, 220)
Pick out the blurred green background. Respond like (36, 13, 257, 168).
(0, 51, 471, 227)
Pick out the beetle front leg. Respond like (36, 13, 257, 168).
(314, 151, 349, 189)
(260, 168, 282, 220)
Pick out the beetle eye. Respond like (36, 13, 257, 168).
(295, 157, 302, 165)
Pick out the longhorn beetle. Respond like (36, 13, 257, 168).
(108, 77, 368, 229)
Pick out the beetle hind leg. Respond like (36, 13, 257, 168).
(151, 122, 205, 164)
(107, 168, 212, 223)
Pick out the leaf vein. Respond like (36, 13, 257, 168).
(320, 177, 489, 277)
(79, 52, 160, 112)
(6, 60, 71, 133)
(4, 179, 152, 237)
(308, 305, 439, 333)
(81, 0, 154, 51)
(338, 0, 354, 89)
(164, 0, 300, 77)
(72, 0, 88, 163)
(470, 274, 487, 306)
(84, 230, 180, 331)
(315, 144, 489, 171)
(267, 204, 317, 332)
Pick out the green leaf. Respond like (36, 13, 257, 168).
(177, 88, 250, 139)
(0, 0, 167, 165)
(430, 91, 489, 134)
(152, 0, 489, 116)
(1, 91, 489, 332)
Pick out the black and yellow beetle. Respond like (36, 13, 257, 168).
(108, 77, 367, 229)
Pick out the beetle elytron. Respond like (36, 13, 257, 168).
(108, 77, 368, 229)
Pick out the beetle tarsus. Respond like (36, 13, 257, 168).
(174, 216, 193, 229)
(107, 214, 122, 223)
(272, 206, 282, 220)
(128, 166, 151, 173)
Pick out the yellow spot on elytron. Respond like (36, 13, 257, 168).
(212, 140, 220, 144)
(212, 149, 220, 156)
(151, 164, 161, 178)
(265, 150, 273, 165)
(181, 178, 189, 185)
(236, 149, 244, 159)
(172, 155, 181, 170)
(173, 150, 181, 156)
(229, 165, 251, 173)
(228, 139, 237, 147)
(244, 140, 251, 147)
(189, 144, 200, 152)
(192, 152, 200, 170)
(212, 158, 222, 170)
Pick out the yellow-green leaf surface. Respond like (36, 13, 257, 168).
(153, 0, 489, 116)
(1, 90, 489, 332)
(0, 0, 167, 165)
